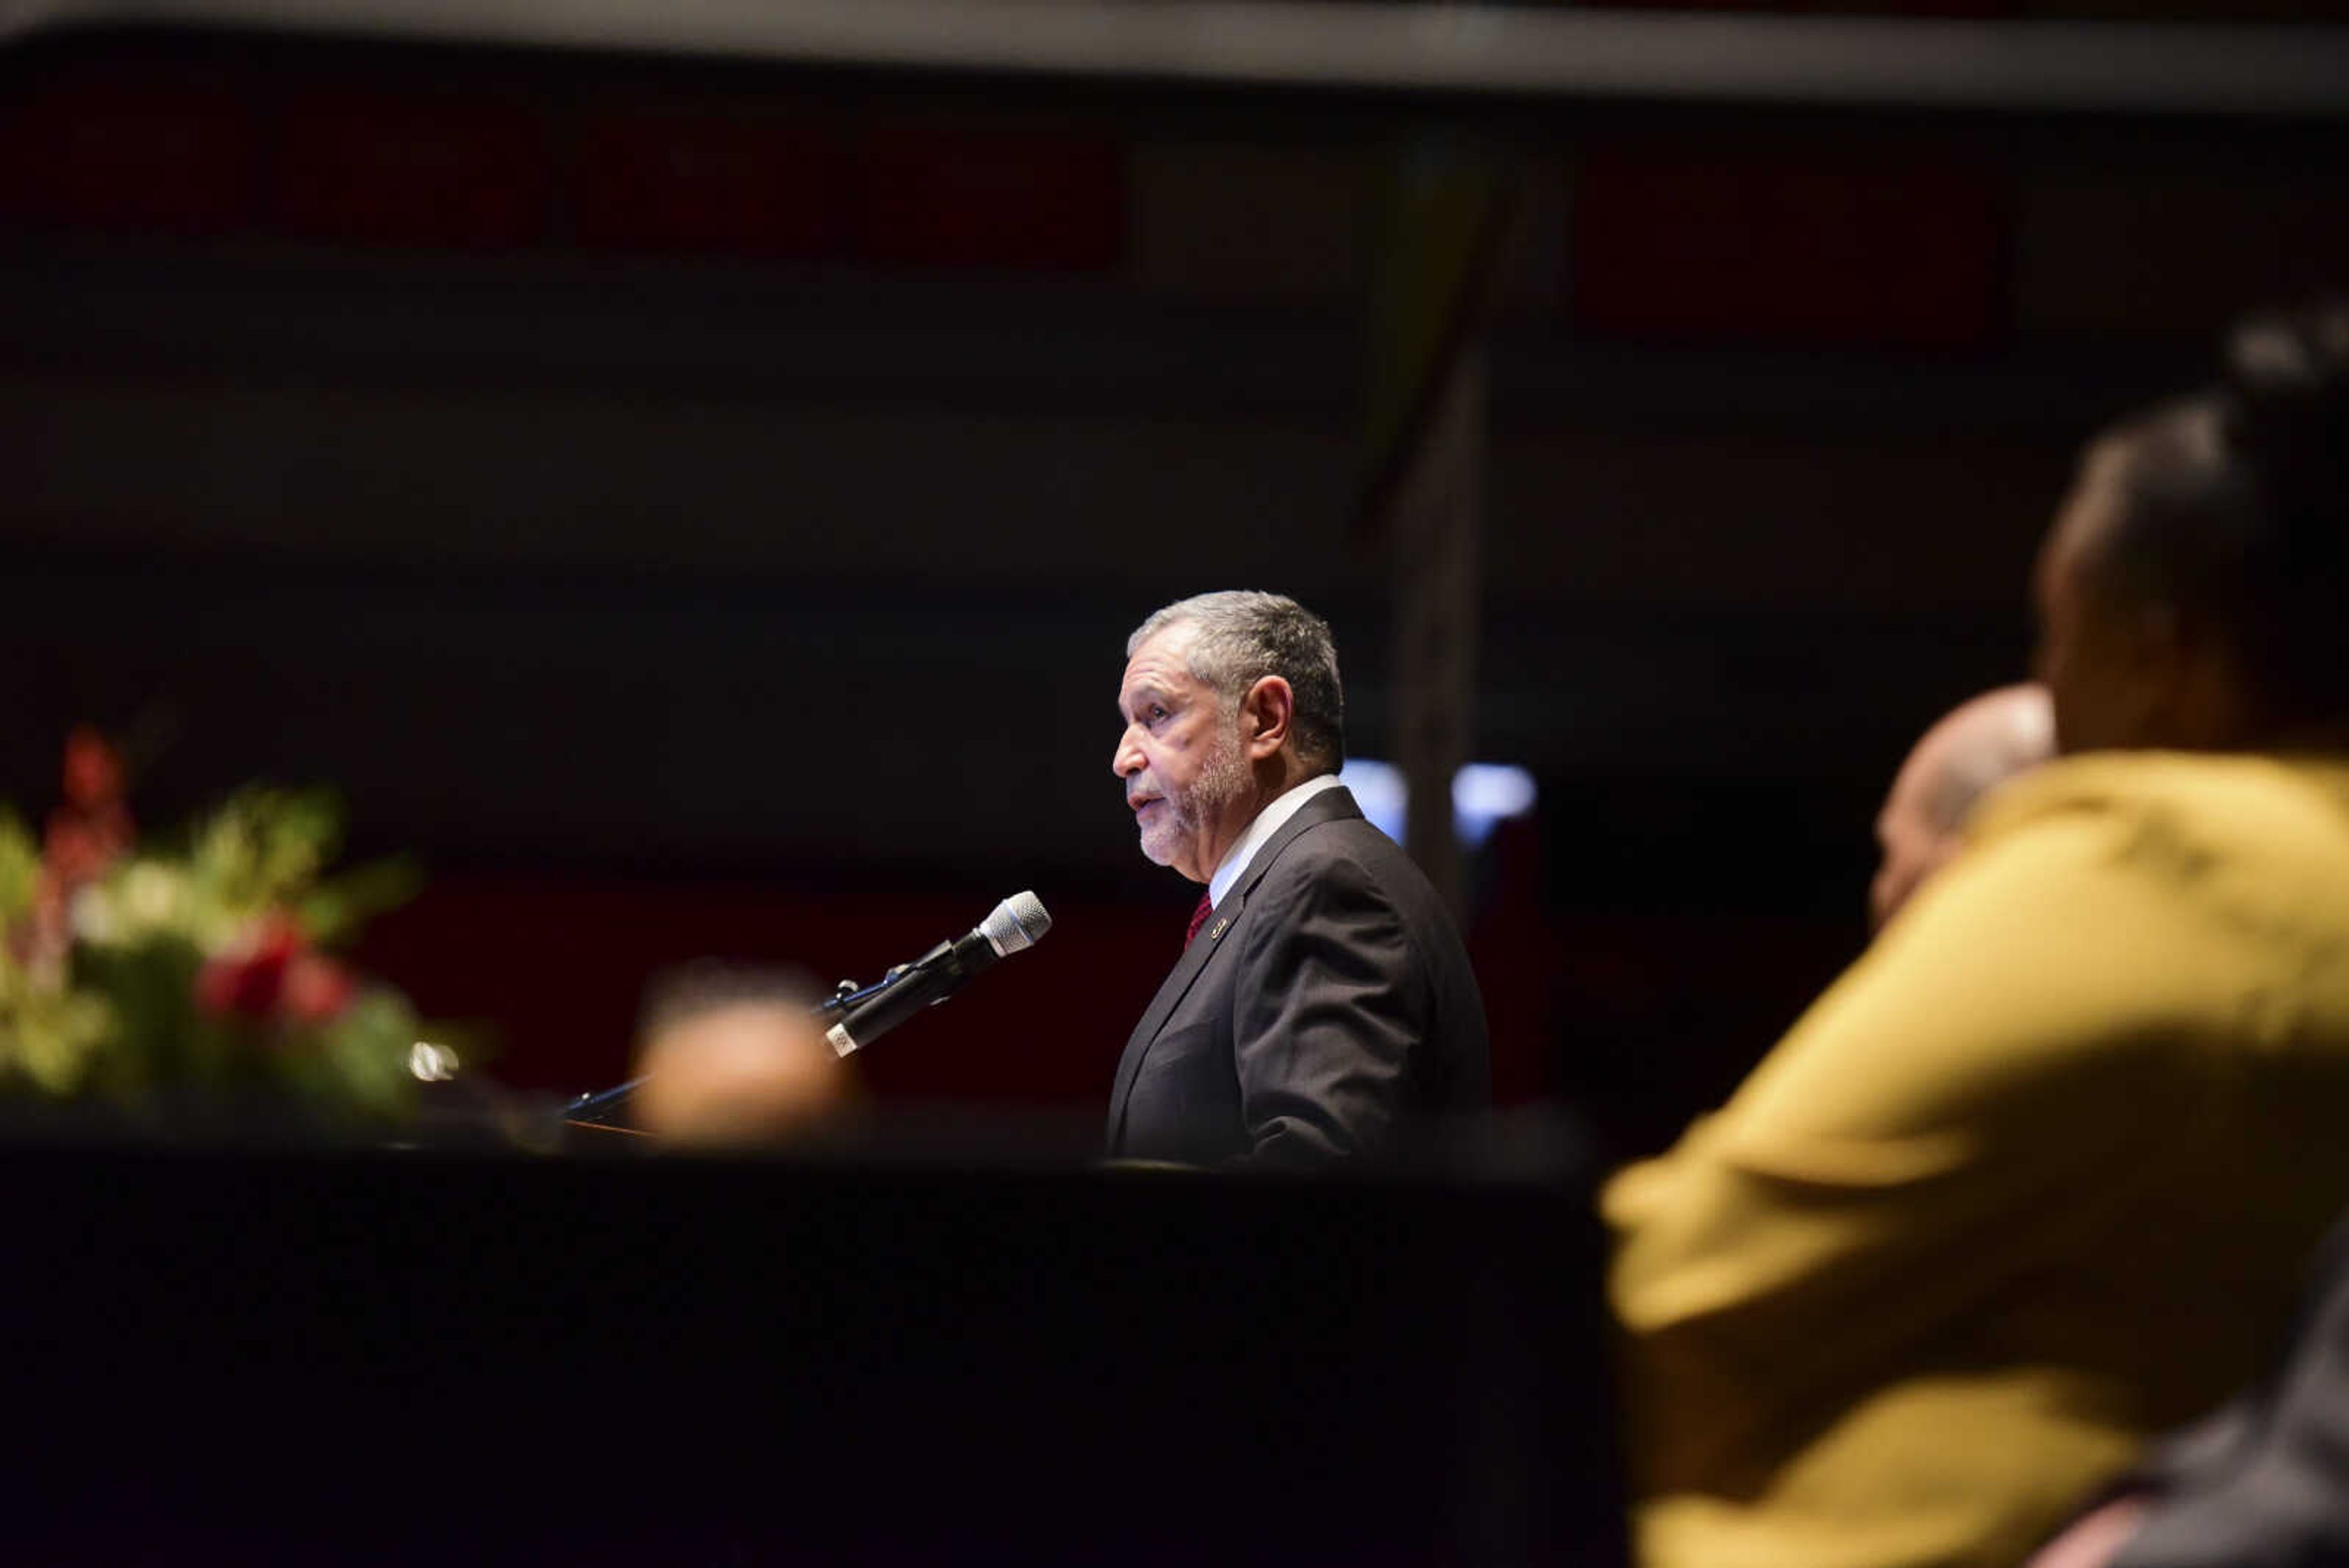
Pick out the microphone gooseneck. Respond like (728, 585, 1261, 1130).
(822, 891, 1053, 1057)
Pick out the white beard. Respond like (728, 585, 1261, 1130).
(1138, 726, 1250, 874)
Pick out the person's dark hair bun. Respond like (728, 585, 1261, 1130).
(2219, 301, 2349, 525)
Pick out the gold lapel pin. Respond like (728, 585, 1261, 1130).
(1206, 917, 1228, 943)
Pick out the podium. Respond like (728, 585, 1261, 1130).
(0, 1133, 1624, 1565)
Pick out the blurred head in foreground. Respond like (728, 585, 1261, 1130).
(2038, 302, 2349, 757)
(1871, 683, 2055, 931)
(633, 965, 859, 1150)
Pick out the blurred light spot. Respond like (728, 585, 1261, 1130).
(1339, 759, 1411, 844)
(1338, 760, 1537, 850)
(409, 1041, 459, 1082)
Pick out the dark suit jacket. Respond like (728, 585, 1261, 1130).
(2108, 1212, 2349, 1567)
(1104, 785, 1491, 1167)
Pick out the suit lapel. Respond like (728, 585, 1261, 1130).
(1105, 904, 1232, 1129)
(1105, 786, 1365, 1144)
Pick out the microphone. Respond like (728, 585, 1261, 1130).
(822, 891, 1052, 1057)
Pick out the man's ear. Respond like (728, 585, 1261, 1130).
(1241, 676, 1294, 760)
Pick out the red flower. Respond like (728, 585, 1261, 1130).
(43, 807, 130, 888)
(61, 726, 124, 812)
(195, 914, 354, 1026)
(195, 918, 299, 1019)
(282, 953, 357, 1023)
(43, 728, 133, 891)
(11, 871, 73, 978)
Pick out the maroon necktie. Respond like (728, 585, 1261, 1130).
(1184, 891, 1214, 949)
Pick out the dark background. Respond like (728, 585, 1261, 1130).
(3, 1, 2345, 1162)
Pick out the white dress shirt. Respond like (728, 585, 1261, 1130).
(1206, 773, 1347, 910)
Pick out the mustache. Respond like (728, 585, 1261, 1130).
(1128, 778, 1189, 819)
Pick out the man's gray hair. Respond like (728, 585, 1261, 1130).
(1129, 590, 1346, 773)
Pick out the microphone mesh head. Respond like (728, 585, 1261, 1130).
(983, 891, 1052, 956)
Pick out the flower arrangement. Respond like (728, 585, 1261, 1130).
(0, 727, 437, 1124)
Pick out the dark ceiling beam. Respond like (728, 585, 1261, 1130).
(2, 1, 2347, 123)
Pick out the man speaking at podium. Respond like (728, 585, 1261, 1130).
(1105, 590, 1490, 1167)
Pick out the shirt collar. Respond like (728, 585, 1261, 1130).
(1207, 773, 1346, 909)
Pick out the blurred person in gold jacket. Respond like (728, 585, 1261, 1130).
(1607, 302, 2349, 1568)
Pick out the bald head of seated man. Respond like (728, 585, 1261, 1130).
(633, 965, 862, 1150)
(1870, 683, 2057, 931)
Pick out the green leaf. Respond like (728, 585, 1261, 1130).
(316, 990, 421, 1120)
(188, 787, 347, 915)
(299, 857, 424, 947)
(0, 954, 116, 1095)
(70, 933, 207, 1093)
(0, 811, 39, 921)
